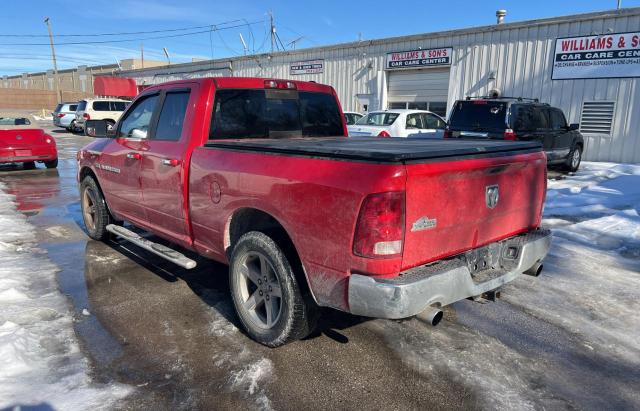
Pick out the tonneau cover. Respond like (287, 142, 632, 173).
(205, 137, 541, 163)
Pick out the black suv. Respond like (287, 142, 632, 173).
(445, 97, 584, 171)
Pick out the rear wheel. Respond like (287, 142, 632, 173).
(80, 177, 112, 240)
(44, 158, 58, 169)
(69, 120, 77, 133)
(563, 145, 582, 172)
(229, 231, 317, 347)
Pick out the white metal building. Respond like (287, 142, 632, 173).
(117, 7, 640, 163)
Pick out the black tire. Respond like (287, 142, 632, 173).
(563, 144, 582, 172)
(229, 231, 317, 347)
(69, 121, 77, 133)
(80, 176, 112, 240)
(23, 161, 36, 170)
(44, 158, 58, 169)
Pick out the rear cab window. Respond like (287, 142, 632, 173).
(448, 100, 508, 130)
(209, 89, 344, 139)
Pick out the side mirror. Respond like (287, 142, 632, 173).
(568, 123, 580, 131)
(85, 119, 109, 138)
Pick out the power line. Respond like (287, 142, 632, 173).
(0, 20, 264, 46)
(0, 19, 248, 38)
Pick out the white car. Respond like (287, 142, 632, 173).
(348, 109, 446, 138)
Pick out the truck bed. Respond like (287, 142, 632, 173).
(205, 138, 542, 163)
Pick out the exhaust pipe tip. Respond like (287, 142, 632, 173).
(417, 306, 444, 326)
(524, 262, 543, 277)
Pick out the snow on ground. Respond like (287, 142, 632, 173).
(372, 162, 640, 409)
(0, 183, 131, 410)
(513, 162, 640, 361)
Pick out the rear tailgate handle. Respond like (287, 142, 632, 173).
(161, 158, 180, 167)
(126, 152, 142, 160)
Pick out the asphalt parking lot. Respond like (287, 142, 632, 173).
(1, 117, 639, 410)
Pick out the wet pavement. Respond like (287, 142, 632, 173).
(1, 120, 639, 410)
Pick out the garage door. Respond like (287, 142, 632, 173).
(387, 68, 450, 116)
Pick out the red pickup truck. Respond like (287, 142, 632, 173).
(78, 77, 551, 347)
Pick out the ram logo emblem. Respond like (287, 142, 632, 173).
(486, 185, 499, 209)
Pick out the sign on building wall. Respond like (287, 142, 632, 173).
(552, 32, 640, 80)
(290, 59, 324, 75)
(385, 47, 452, 70)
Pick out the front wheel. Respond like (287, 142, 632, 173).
(563, 145, 582, 172)
(229, 231, 317, 347)
(44, 158, 58, 169)
(80, 177, 112, 240)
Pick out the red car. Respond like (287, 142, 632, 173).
(0, 118, 58, 169)
(78, 77, 550, 347)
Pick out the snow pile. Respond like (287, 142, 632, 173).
(0, 183, 131, 410)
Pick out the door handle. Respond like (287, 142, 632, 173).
(126, 152, 142, 160)
(161, 158, 180, 167)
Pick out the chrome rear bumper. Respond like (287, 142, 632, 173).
(348, 229, 551, 319)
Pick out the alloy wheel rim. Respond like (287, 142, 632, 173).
(237, 251, 283, 330)
(572, 149, 581, 168)
(82, 188, 97, 231)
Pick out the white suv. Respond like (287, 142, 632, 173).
(74, 98, 129, 132)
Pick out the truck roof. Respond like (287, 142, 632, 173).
(143, 77, 336, 94)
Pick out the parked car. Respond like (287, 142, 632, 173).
(348, 109, 446, 138)
(0, 117, 57, 169)
(344, 111, 364, 125)
(445, 97, 584, 172)
(74, 98, 129, 133)
(52, 102, 78, 131)
(79, 77, 550, 347)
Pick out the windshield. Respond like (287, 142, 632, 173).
(209, 89, 344, 139)
(355, 112, 399, 126)
(77, 101, 87, 111)
(448, 101, 508, 130)
(54, 104, 63, 112)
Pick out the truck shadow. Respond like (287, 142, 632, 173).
(92, 233, 369, 345)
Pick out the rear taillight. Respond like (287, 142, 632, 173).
(45, 135, 53, 144)
(353, 192, 405, 258)
(443, 128, 451, 138)
(57, 113, 65, 118)
(83, 113, 90, 120)
(378, 130, 391, 138)
(504, 128, 517, 140)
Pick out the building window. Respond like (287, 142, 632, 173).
(389, 101, 447, 117)
(580, 101, 615, 135)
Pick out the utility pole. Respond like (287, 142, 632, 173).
(617, 0, 622, 9)
(44, 17, 60, 103)
(163, 47, 171, 65)
(141, 43, 144, 69)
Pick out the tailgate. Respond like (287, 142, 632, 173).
(402, 151, 546, 270)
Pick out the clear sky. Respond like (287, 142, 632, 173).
(0, 0, 638, 75)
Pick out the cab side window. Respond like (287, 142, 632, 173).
(422, 113, 445, 129)
(118, 94, 159, 139)
(155, 91, 191, 141)
(550, 109, 567, 130)
(406, 113, 423, 129)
